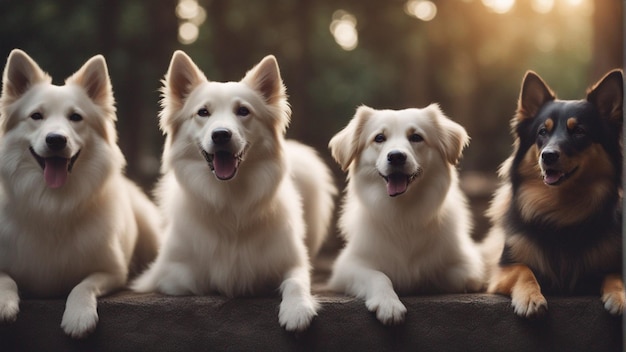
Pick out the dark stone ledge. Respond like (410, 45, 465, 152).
(0, 292, 622, 352)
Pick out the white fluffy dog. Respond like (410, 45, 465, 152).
(328, 105, 485, 324)
(131, 51, 336, 331)
(0, 50, 161, 338)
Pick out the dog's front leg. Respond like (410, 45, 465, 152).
(0, 272, 19, 322)
(61, 271, 126, 338)
(332, 263, 407, 325)
(601, 273, 625, 315)
(359, 269, 406, 325)
(278, 266, 318, 332)
(488, 264, 547, 318)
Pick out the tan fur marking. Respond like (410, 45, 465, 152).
(488, 264, 541, 296)
(544, 118, 553, 132)
(602, 274, 624, 294)
(489, 264, 547, 317)
(566, 117, 577, 130)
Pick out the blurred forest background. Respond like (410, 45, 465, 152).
(0, 0, 623, 240)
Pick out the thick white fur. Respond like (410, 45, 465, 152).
(131, 51, 336, 332)
(328, 105, 485, 324)
(0, 50, 161, 338)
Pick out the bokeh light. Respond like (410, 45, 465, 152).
(176, 0, 206, 45)
(330, 10, 358, 51)
(178, 22, 199, 45)
(176, 0, 199, 20)
(405, 1, 438, 22)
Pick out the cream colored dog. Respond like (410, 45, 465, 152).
(132, 51, 336, 331)
(0, 50, 161, 338)
(328, 105, 485, 324)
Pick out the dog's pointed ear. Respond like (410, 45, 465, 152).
(163, 50, 207, 108)
(67, 55, 113, 109)
(329, 105, 374, 171)
(242, 55, 286, 106)
(1, 49, 50, 101)
(517, 71, 556, 121)
(587, 69, 623, 125)
(428, 104, 470, 165)
(241, 55, 291, 133)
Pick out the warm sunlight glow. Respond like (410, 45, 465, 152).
(330, 10, 358, 51)
(535, 31, 557, 52)
(482, 0, 515, 14)
(565, 0, 584, 6)
(531, 0, 554, 14)
(405, 1, 438, 22)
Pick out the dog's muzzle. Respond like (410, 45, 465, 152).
(540, 148, 577, 186)
(30, 133, 81, 189)
(199, 128, 248, 181)
(380, 150, 420, 197)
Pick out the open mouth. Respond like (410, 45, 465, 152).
(200, 147, 247, 181)
(380, 171, 419, 197)
(542, 166, 578, 186)
(29, 147, 81, 189)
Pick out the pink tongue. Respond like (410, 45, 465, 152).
(213, 151, 238, 180)
(386, 174, 408, 197)
(44, 158, 70, 188)
(543, 170, 563, 185)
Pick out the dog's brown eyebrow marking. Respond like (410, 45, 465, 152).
(567, 117, 578, 130)
(544, 118, 554, 132)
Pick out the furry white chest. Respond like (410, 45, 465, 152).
(137, 174, 306, 298)
(0, 187, 131, 297)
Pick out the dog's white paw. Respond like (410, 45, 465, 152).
(61, 304, 99, 339)
(278, 297, 318, 332)
(0, 294, 19, 323)
(365, 295, 407, 325)
(602, 290, 625, 315)
(511, 291, 547, 318)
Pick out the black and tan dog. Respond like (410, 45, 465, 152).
(486, 69, 624, 317)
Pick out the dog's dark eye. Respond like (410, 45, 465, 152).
(197, 108, 210, 117)
(408, 133, 423, 143)
(236, 106, 250, 117)
(538, 127, 548, 137)
(572, 126, 586, 136)
(374, 134, 386, 143)
(30, 112, 43, 120)
(69, 113, 83, 122)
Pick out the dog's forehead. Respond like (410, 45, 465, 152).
(20, 84, 90, 113)
(368, 109, 430, 132)
(537, 100, 595, 127)
(187, 81, 261, 107)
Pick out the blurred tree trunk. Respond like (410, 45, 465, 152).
(286, 0, 312, 142)
(591, 0, 623, 79)
(208, 0, 230, 81)
(104, 0, 178, 185)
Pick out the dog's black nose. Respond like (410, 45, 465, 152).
(45, 133, 67, 151)
(387, 151, 407, 166)
(212, 128, 232, 145)
(541, 149, 560, 165)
